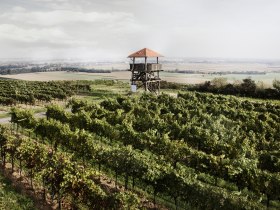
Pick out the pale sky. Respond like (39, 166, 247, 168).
(0, 0, 280, 60)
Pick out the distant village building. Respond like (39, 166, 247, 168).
(128, 48, 163, 93)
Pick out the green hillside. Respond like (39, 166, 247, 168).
(0, 79, 279, 209)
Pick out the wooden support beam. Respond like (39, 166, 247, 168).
(129, 56, 162, 93)
(145, 56, 147, 91)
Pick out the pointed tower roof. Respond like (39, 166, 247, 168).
(128, 48, 163, 58)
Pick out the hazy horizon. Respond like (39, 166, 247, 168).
(1, 57, 280, 64)
(1, 0, 280, 60)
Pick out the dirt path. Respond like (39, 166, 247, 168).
(0, 117, 10, 124)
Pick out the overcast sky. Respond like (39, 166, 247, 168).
(0, 0, 280, 60)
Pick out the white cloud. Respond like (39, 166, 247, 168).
(32, 0, 69, 2)
(1, 0, 280, 60)
(0, 24, 95, 46)
(12, 6, 26, 12)
(0, 10, 134, 27)
(0, 8, 144, 46)
(0, 6, 146, 59)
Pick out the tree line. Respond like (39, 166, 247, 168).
(161, 78, 280, 100)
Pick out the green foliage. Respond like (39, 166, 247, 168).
(0, 80, 91, 105)
(111, 191, 140, 209)
(0, 171, 36, 210)
(211, 77, 228, 88)
(41, 93, 279, 208)
(273, 79, 280, 91)
(0, 125, 139, 210)
(10, 107, 36, 129)
(5, 90, 280, 209)
(188, 78, 280, 99)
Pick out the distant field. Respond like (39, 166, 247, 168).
(163, 62, 280, 72)
(0, 71, 118, 81)
(75, 61, 280, 72)
(0, 71, 279, 85)
(161, 72, 280, 86)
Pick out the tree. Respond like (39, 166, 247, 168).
(273, 79, 280, 91)
(211, 77, 228, 88)
(240, 78, 256, 95)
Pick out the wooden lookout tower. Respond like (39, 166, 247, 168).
(128, 48, 163, 93)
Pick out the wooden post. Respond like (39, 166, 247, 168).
(157, 57, 160, 80)
(131, 57, 135, 85)
(145, 56, 147, 91)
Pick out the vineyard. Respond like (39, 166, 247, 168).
(0, 80, 91, 105)
(0, 89, 278, 209)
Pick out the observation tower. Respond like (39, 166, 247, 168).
(128, 48, 163, 93)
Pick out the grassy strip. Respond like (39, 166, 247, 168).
(0, 170, 36, 210)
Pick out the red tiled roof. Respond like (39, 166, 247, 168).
(128, 48, 163, 58)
